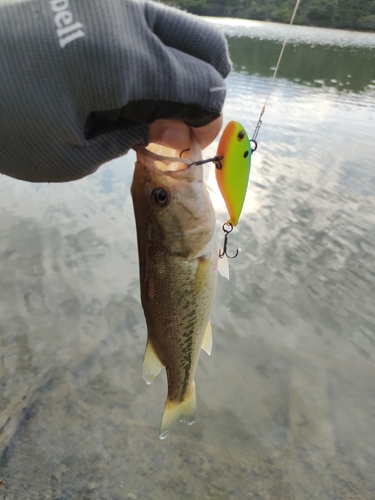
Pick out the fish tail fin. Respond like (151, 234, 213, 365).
(159, 382, 196, 440)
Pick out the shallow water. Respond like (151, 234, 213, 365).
(1, 18, 375, 500)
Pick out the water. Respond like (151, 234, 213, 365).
(1, 18, 375, 499)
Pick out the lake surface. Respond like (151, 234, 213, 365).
(1, 18, 375, 500)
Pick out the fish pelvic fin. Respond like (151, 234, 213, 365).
(159, 382, 197, 440)
(201, 321, 212, 356)
(142, 340, 164, 385)
(217, 248, 230, 280)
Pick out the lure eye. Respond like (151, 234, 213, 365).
(237, 130, 245, 141)
(151, 188, 169, 207)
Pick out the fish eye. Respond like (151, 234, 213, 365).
(237, 130, 245, 141)
(151, 188, 169, 207)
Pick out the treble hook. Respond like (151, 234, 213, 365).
(219, 222, 239, 259)
(188, 155, 224, 168)
(179, 149, 224, 168)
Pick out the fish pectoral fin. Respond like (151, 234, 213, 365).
(142, 341, 164, 385)
(217, 252, 230, 280)
(201, 321, 212, 356)
(159, 383, 197, 440)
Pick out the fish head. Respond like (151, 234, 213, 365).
(132, 140, 216, 259)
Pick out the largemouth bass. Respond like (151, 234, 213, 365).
(131, 137, 227, 439)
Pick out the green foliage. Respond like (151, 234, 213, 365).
(164, 0, 209, 15)
(160, 0, 375, 31)
(307, 0, 336, 27)
(358, 14, 375, 30)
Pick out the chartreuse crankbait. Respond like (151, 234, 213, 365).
(187, 120, 254, 259)
(215, 120, 252, 227)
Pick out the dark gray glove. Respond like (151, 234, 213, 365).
(0, 0, 231, 182)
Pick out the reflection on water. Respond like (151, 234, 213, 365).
(228, 37, 375, 94)
(1, 19, 375, 500)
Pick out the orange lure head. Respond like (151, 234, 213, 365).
(215, 121, 251, 227)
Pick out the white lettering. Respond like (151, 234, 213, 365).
(54, 10, 73, 29)
(49, 0, 85, 48)
(56, 21, 83, 38)
(59, 29, 85, 48)
(50, 0, 69, 13)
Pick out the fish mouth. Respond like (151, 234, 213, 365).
(134, 132, 202, 173)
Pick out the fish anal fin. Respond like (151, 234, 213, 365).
(159, 382, 196, 440)
(201, 321, 212, 356)
(142, 340, 164, 385)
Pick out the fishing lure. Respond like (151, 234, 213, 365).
(186, 121, 254, 258)
(215, 120, 253, 227)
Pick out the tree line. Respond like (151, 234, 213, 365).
(159, 0, 375, 31)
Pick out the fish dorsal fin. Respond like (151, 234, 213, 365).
(159, 382, 196, 439)
(218, 253, 230, 280)
(142, 341, 164, 385)
(201, 321, 212, 356)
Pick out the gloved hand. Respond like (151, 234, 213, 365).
(0, 0, 231, 183)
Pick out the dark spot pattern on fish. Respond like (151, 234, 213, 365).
(177, 289, 199, 400)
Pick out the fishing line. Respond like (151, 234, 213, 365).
(252, 0, 301, 143)
(215, 0, 301, 259)
(180, 1, 302, 260)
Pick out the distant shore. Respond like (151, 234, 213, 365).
(159, 0, 375, 33)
